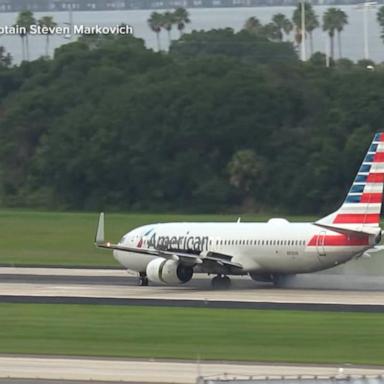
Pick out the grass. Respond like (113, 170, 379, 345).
(0, 210, 317, 267)
(0, 303, 383, 365)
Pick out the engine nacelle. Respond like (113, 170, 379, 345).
(146, 257, 193, 285)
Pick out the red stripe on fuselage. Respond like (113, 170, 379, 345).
(367, 173, 384, 182)
(308, 234, 369, 246)
(376, 133, 384, 142)
(360, 193, 383, 203)
(374, 152, 384, 162)
(333, 213, 380, 224)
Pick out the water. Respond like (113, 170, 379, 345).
(0, 5, 383, 63)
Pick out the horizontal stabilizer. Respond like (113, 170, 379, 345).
(314, 222, 382, 236)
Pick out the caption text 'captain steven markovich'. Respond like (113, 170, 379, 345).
(0, 24, 133, 36)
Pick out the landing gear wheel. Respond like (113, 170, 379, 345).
(211, 275, 231, 290)
(271, 274, 282, 287)
(138, 272, 149, 286)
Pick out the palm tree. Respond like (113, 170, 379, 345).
(173, 7, 190, 37)
(148, 11, 163, 51)
(272, 13, 293, 41)
(38, 16, 57, 57)
(323, 8, 340, 60)
(377, 6, 384, 42)
(162, 11, 175, 45)
(15, 10, 36, 61)
(292, 2, 319, 55)
(243, 16, 263, 35)
(334, 9, 348, 58)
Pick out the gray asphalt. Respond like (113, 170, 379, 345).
(0, 274, 138, 286)
(1, 272, 384, 312)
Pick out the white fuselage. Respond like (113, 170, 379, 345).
(113, 218, 374, 276)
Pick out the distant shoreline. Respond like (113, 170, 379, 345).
(0, 2, 372, 14)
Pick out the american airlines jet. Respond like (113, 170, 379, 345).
(96, 133, 384, 289)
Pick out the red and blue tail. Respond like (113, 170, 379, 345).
(316, 132, 384, 234)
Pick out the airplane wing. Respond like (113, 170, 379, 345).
(97, 241, 243, 269)
(94, 213, 243, 271)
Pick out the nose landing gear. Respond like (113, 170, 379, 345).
(211, 275, 231, 290)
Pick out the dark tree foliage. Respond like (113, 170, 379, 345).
(0, 32, 382, 214)
(169, 28, 298, 65)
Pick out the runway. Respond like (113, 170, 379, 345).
(0, 356, 383, 383)
(1, 268, 384, 383)
(2, 268, 384, 311)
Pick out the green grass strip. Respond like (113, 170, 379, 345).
(0, 303, 383, 365)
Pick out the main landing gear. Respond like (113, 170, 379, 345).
(139, 272, 149, 286)
(211, 275, 231, 290)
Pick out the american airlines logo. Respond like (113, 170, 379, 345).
(146, 233, 209, 251)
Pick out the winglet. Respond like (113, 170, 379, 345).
(95, 212, 105, 245)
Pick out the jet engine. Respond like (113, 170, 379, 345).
(146, 257, 193, 285)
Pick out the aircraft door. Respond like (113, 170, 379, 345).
(316, 231, 326, 257)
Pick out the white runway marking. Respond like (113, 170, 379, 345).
(0, 357, 383, 383)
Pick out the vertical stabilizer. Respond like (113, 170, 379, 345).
(316, 132, 384, 233)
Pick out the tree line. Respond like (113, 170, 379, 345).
(4, 3, 384, 65)
(5, 2, 384, 65)
(145, 3, 384, 62)
(0, 26, 383, 214)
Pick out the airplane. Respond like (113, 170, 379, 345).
(95, 132, 384, 289)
